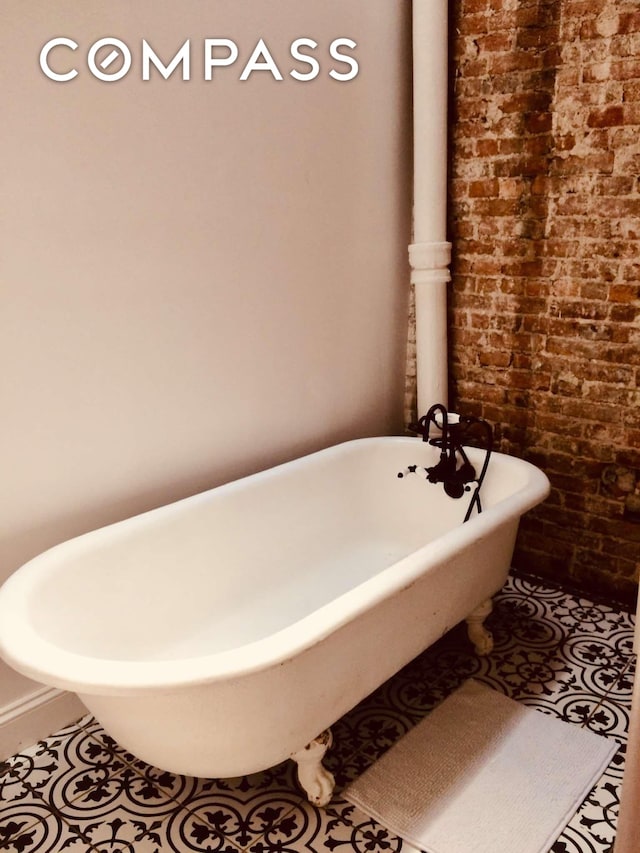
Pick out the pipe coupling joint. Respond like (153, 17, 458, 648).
(409, 241, 452, 271)
(411, 268, 451, 286)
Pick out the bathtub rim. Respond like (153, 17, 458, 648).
(0, 436, 550, 696)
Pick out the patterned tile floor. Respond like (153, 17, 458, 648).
(0, 572, 635, 853)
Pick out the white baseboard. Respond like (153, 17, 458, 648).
(0, 687, 87, 761)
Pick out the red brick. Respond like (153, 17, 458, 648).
(488, 51, 543, 75)
(463, 0, 489, 11)
(500, 91, 553, 114)
(618, 11, 640, 33)
(588, 105, 626, 127)
(611, 59, 640, 80)
(525, 111, 553, 133)
(468, 178, 500, 198)
(609, 284, 639, 302)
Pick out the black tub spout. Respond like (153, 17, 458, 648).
(404, 404, 494, 521)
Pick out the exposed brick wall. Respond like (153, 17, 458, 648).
(408, 0, 640, 603)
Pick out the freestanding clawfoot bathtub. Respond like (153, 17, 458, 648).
(0, 436, 549, 805)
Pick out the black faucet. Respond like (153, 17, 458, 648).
(406, 404, 494, 519)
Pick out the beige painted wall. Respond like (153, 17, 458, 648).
(0, 2, 411, 708)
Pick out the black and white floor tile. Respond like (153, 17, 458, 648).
(0, 572, 635, 852)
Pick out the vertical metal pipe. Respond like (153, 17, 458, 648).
(412, 0, 449, 244)
(410, 0, 452, 415)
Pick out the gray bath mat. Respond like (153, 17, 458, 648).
(343, 679, 617, 853)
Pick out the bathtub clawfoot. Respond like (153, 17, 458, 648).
(291, 729, 335, 807)
(466, 598, 494, 655)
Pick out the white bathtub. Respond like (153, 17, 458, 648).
(0, 436, 548, 803)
